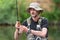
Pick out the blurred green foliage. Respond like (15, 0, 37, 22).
(0, 0, 60, 24)
(53, 0, 60, 3)
(0, 0, 17, 24)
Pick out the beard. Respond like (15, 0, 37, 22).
(31, 13, 39, 18)
(33, 14, 38, 18)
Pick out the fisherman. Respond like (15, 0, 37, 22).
(14, 2, 48, 40)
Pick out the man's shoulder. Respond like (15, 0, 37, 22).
(22, 17, 31, 26)
(41, 17, 48, 22)
(23, 17, 31, 22)
(23, 17, 48, 22)
(41, 17, 47, 20)
(22, 19, 27, 26)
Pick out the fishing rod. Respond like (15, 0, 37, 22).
(16, 0, 19, 21)
(16, 0, 20, 34)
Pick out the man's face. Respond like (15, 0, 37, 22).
(29, 8, 39, 17)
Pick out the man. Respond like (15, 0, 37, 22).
(14, 2, 48, 40)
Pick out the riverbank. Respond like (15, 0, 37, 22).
(0, 22, 60, 26)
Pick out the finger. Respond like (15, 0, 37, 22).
(15, 21, 20, 27)
(16, 21, 20, 24)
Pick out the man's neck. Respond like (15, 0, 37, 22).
(32, 15, 40, 22)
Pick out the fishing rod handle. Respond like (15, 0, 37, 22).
(16, 21, 20, 33)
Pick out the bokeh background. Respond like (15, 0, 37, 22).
(0, 0, 60, 40)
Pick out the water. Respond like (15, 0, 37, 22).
(0, 25, 60, 40)
(48, 25, 60, 40)
(0, 26, 15, 40)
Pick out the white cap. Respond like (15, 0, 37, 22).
(27, 2, 43, 11)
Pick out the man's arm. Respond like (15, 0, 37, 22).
(14, 21, 24, 40)
(22, 25, 48, 38)
(31, 28, 47, 38)
(30, 18, 48, 38)
(14, 29, 19, 40)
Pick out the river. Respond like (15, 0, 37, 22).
(0, 25, 60, 40)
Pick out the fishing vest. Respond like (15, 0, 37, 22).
(26, 17, 48, 40)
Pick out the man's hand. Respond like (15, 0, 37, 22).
(15, 21, 20, 29)
(15, 21, 28, 33)
(21, 25, 28, 32)
(15, 21, 24, 33)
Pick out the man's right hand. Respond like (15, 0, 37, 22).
(15, 21, 20, 29)
(15, 21, 24, 33)
(15, 21, 29, 33)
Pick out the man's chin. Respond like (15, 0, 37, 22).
(31, 14, 38, 18)
(31, 15, 36, 18)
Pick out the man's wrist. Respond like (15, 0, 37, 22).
(27, 29, 31, 34)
